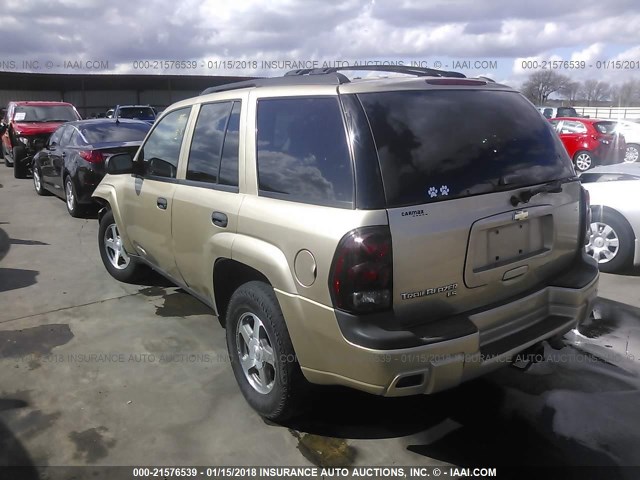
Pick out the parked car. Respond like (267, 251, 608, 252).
(32, 119, 151, 217)
(93, 66, 598, 421)
(0, 101, 81, 178)
(112, 105, 156, 124)
(613, 120, 640, 163)
(550, 117, 627, 172)
(580, 163, 640, 272)
(538, 106, 579, 119)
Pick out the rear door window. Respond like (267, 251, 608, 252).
(358, 90, 574, 208)
(187, 102, 233, 184)
(256, 97, 353, 208)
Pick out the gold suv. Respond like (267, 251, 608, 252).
(93, 66, 599, 421)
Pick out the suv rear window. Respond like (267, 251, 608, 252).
(256, 97, 354, 208)
(557, 107, 578, 117)
(358, 90, 574, 208)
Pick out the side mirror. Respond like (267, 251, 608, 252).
(0, 124, 6, 135)
(106, 153, 135, 175)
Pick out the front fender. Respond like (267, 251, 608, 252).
(92, 180, 135, 253)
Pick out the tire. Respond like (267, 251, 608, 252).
(573, 150, 593, 172)
(226, 281, 308, 422)
(32, 164, 50, 196)
(586, 209, 635, 273)
(13, 146, 27, 178)
(98, 209, 145, 283)
(625, 144, 639, 163)
(64, 175, 83, 217)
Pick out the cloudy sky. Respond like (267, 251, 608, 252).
(2, 0, 640, 86)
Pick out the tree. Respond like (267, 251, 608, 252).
(520, 70, 571, 105)
(580, 80, 610, 106)
(560, 81, 581, 102)
(610, 80, 640, 107)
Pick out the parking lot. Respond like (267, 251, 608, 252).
(1, 165, 640, 472)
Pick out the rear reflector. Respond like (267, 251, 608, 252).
(79, 150, 105, 163)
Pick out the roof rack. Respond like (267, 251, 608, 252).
(199, 65, 467, 95)
(200, 73, 350, 95)
(285, 65, 466, 79)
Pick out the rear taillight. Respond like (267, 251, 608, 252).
(329, 226, 393, 314)
(79, 150, 104, 163)
(579, 187, 591, 247)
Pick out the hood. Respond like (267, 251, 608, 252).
(12, 121, 65, 136)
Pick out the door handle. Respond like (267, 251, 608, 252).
(211, 211, 228, 228)
(157, 197, 168, 210)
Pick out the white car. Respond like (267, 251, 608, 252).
(580, 163, 640, 272)
(614, 120, 640, 163)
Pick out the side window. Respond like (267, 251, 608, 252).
(186, 102, 233, 184)
(49, 126, 65, 146)
(140, 107, 190, 179)
(60, 126, 74, 147)
(543, 108, 553, 119)
(256, 97, 353, 207)
(220, 102, 240, 187)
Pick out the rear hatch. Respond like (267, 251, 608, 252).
(357, 88, 581, 325)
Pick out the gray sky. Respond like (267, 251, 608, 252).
(1, 0, 640, 86)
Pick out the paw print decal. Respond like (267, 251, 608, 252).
(428, 187, 438, 198)
(440, 185, 449, 196)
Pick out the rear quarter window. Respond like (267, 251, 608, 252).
(256, 97, 354, 208)
(358, 90, 574, 208)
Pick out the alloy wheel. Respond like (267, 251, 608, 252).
(33, 167, 41, 192)
(236, 312, 276, 394)
(625, 145, 639, 163)
(103, 223, 131, 270)
(575, 153, 592, 171)
(65, 178, 75, 211)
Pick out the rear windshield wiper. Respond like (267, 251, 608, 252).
(510, 179, 574, 207)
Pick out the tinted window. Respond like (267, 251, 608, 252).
(186, 102, 233, 183)
(557, 107, 578, 117)
(14, 105, 79, 122)
(543, 108, 553, 119)
(79, 122, 151, 144)
(595, 121, 616, 134)
(141, 107, 190, 179)
(49, 126, 65, 146)
(60, 126, 75, 146)
(359, 90, 574, 208)
(256, 97, 353, 207)
(220, 102, 240, 187)
(117, 107, 155, 120)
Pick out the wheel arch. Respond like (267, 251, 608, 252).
(92, 183, 135, 253)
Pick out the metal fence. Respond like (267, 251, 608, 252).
(573, 106, 640, 120)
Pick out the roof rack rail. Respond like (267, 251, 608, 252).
(285, 65, 466, 79)
(199, 72, 350, 95)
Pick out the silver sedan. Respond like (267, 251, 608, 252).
(580, 163, 640, 272)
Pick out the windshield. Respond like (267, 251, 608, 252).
(78, 122, 151, 144)
(117, 107, 155, 120)
(13, 105, 79, 122)
(359, 90, 574, 208)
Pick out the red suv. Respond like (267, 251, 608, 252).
(550, 117, 626, 172)
(1, 101, 81, 178)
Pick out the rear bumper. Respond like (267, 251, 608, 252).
(278, 252, 599, 396)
